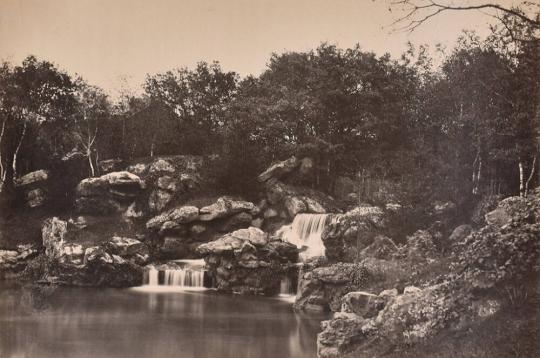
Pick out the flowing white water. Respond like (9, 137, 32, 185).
(281, 214, 329, 261)
(141, 260, 206, 290)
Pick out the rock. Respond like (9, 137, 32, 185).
(220, 212, 253, 232)
(199, 197, 255, 221)
(197, 227, 296, 296)
(14, 169, 49, 187)
(303, 196, 326, 213)
(57, 243, 85, 266)
(190, 224, 207, 235)
(295, 263, 370, 312)
(146, 206, 199, 230)
(379, 288, 398, 298)
(198, 227, 268, 255)
(76, 171, 145, 214)
(159, 237, 190, 259)
(106, 236, 147, 257)
(265, 180, 288, 205)
(127, 163, 147, 176)
(317, 314, 365, 358)
(341, 291, 384, 318)
(485, 196, 530, 227)
(284, 196, 307, 218)
(251, 218, 264, 228)
(148, 189, 173, 212)
(149, 159, 175, 174)
(98, 159, 124, 174)
(471, 194, 503, 226)
(156, 175, 177, 191)
(230, 227, 268, 246)
(375, 284, 448, 344)
(360, 235, 398, 260)
(433, 201, 456, 216)
(404, 285, 421, 294)
(264, 208, 278, 219)
(322, 206, 386, 262)
(258, 156, 299, 182)
(448, 224, 473, 243)
(26, 188, 46, 208)
(42, 217, 68, 260)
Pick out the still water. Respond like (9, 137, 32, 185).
(0, 283, 328, 358)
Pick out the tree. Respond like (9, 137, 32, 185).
(64, 81, 110, 177)
(144, 62, 238, 155)
(0, 56, 77, 194)
(387, 1, 539, 34)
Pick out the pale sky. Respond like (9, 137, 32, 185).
(0, 0, 523, 97)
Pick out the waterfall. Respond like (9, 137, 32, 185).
(281, 213, 329, 261)
(142, 260, 206, 289)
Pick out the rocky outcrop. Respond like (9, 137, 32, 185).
(316, 191, 540, 358)
(196, 227, 298, 295)
(322, 206, 386, 262)
(37, 217, 145, 287)
(294, 262, 370, 312)
(75, 171, 145, 214)
(145, 197, 259, 259)
(0, 244, 38, 278)
(14, 169, 50, 208)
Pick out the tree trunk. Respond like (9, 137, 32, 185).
(525, 156, 536, 197)
(87, 149, 95, 177)
(519, 160, 525, 197)
(12, 121, 27, 179)
(0, 117, 7, 190)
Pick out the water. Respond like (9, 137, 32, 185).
(281, 214, 329, 260)
(0, 282, 328, 358)
(141, 260, 206, 290)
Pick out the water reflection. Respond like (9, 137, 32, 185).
(0, 282, 328, 358)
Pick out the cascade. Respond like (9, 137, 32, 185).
(281, 213, 330, 261)
(142, 259, 206, 289)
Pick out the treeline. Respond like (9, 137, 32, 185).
(0, 20, 538, 210)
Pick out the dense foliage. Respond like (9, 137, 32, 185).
(0, 20, 538, 214)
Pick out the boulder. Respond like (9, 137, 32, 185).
(318, 313, 365, 358)
(197, 227, 297, 295)
(284, 196, 307, 218)
(485, 196, 530, 227)
(258, 156, 299, 182)
(448, 224, 473, 243)
(14, 169, 49, 187)
(76, 171, 145, 214)
(106, 236, 147, 257)
(42, 217, 68, 260)
(197, 227, 268, 255)
(148, 159, 175, 174)
(322, 206, 386, 262)
(0, 245, 38, 277)
(199, 197, 255, 221)
(26, 188, 46, 208)
(294, 263, 370, 312)
(303, 196, 326, 214)
(341, 291, 384, 318)
(98, 159, 124, 174)
(146, 206, 199, 231)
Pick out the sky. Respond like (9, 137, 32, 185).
(0, 0, 524, 97)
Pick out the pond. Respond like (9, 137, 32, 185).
(0, 282, 328, 358)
